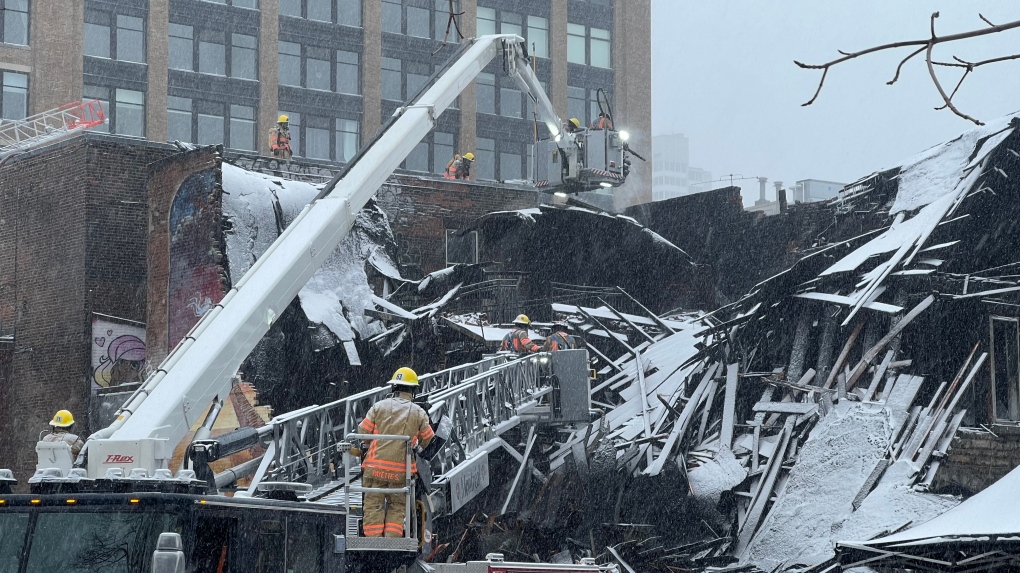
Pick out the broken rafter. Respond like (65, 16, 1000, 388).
(844, 295, 935, 391)
(822, 320, 866, 390)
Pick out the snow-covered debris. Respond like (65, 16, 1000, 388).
(221, 163, 399, 363)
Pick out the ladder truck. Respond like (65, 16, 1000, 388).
(0, 34, 626, 573)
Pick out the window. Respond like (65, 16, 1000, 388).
(1, 0, 29, 46)
(476, 137, 494, 180)
(284, 0, 360, 25)
(84, 11, 146, 64)
(169, 24, 194, 71)
(197, 102, 224, 145)
(279, 41, 301, 86)
(232, 34, 257, 80)
(338, 0, 361, 26)
(476, 72, 494, 114)
(434, 0, 459, 41)
(567, 86, 585, 124)
(0, 513, 29, 571)
(992, 316, 1020, 421)
(499, 87, 521, 118)
(336, 118, 358, 162)
(24, 512, 180, 573)
(407, 5, 429, 38)
(407, 71, 429, 98)
(203, 0, 257, 6)
(381, 0, 401, 33)
(230, 104, 255, 150)
(83, 85, 109, 133)
(1, 70, 27, 120)
(381, 57, 401, 100)
(305, 47, 331, 91)
(84, 22, 111, 58)
(499, 12, 521, 37)
(199, 31, 226, 75)
(117, 15, 145, 63)
(476, 7, 495, 36)
(500, 151, 521, 181)
(115, 88, 145, 137)
(308, 0, 330, 21)
(336, 50, 359, 94)
(567, 23, 585, 64)
(305, 115, 331, 160)
(446, 230, 478, 265)
(527, 16, 548, 58)
(590, 27, 611, 68)
(433, 131, 453, 174)
(168, 96, 192, 142)
(405, 141, 428, 172)
(283, 111, 301, 156)
(279, 0, 300, 16)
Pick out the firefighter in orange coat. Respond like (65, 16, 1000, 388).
(543, 321, 579, 351)
(356, 367, 434, 537)
(268, 115, 293, 160)
(500, 314, 540, 354)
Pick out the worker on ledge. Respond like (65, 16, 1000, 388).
(501, 314, 540, 354)
(356, 368, 434, 538)
(454, 152, 474, 180)
(543, 320, 579, 351)
(268, 114, 293, 161)
(41, 410, 85, 457)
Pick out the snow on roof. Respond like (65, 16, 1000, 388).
(886, 112, 1016, 214)
(851, 462, 1020, 546)
(221, 163, 393, 362)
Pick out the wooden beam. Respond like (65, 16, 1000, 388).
(822, 320, 866, 389)
(751, 402, 818, 415)
(720, 363, 739, 450)
(845, 295, 936, 391)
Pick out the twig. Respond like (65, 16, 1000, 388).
(797, 11, 1020, 124)
(432, 0, 465, 55)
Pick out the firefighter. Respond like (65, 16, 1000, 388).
(543, 320, 579, 352)
(268, 115, 293, 161)
(564, 117, 582, 133)
(500, 314, 540, 354)
(356, 368, 434, 538)
(454, 152, 474, 180)
(443, 154, 461, 179)
(41, 410, 85, 456)
(591, 112, 614, 130)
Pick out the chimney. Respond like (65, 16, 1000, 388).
(775, 181, 787, 213)
(756, 177, 768, 205)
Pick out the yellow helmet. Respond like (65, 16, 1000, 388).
(569, 118, 581, 128)
(463, 152, 475, 161)
(513, 314, 531, 326)
(390, 367, 420, 386)
(278, 114, 289, 123)
(51, 410, 75, 427)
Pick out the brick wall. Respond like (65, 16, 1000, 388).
(377, 175, 540, 278)
(935, 427, 1020, 494)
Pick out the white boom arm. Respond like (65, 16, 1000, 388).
(77, 35, 576, 477)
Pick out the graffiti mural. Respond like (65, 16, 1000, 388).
(168, 169, 228, 350)
(91, 315, 147, 391)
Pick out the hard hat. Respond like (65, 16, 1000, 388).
(569, 118, 581, 128)
(278, 114, 289, 123)
(390, 367, 420, 387)
(513, 314, 531, 326)
(463, 152, 475, 161)
(51, 410, 75, 427)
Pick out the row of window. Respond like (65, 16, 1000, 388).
(477, 7, 548, 59)
(169, 96, 257, 150)
(383, 0, 463, 41)
(568, 86, 612, 129)
(279, 43, 359, 94)
(170, 25, 258, 80)
(278, 112, 359, 162)
(280, 0, 360, 26)
(84, 13, 145, 63)
(0, 70, 26, 120)
(568, 23, 611, 68)
(0, 0, 27, 46)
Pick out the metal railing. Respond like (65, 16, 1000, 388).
(343, 433, 415, 543)
(234, 354, 519, 492)
(0, 100, 105, 156)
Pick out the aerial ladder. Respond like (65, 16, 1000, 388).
(3, 34, 627, 573)
(0, 99, 105, 160)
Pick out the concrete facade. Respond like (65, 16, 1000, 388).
(0, 0, 651, 210)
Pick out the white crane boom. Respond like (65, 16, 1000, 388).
(75, 35, 598, 477)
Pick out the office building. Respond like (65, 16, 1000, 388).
(0, 0, 651, 208)
(651, 132, 711, 201)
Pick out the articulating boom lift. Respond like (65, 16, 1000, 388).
(2, 34, 627, 573)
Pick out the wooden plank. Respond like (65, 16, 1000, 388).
(751, 402, 818, 415)
(750, 388, 774, 472)
(844, 295, 936, 391)
(862, 350, 894, 402)
(920, 410, 967, 489)
(913, 353, 987, 467)
(642, 368, 716, 476)
(852, 459, 890, 511)
(720, 363, 740, 450)
(737, 417, 795, 554)
(696, 380, 720, 445)
(823, 321, 866, 389)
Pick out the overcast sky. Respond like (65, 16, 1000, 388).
(651, 1, 1020, 202)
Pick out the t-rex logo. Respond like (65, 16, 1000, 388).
(104, 454, 135, 464)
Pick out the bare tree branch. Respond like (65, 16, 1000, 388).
(432, 0, 465, 55)
(796, 11, 1020, 123)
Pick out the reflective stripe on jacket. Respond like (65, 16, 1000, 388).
(358, 393, 434, 479)
(500, 328, 539, 354)
(543, 331, 577, 352)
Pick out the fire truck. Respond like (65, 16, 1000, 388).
(0, 34, 629, 573)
